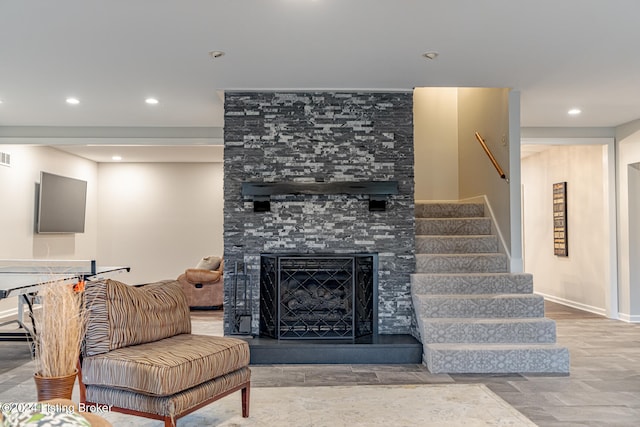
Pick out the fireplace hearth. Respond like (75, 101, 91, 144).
(260, 254, 377, 340)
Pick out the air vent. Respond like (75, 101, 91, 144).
(0, 152, 10, 167)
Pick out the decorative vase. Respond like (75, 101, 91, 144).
(33, 370, 77, 401)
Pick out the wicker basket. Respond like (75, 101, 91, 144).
(33, 370, 77, 401)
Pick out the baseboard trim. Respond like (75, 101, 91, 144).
(415, 199, 461, 204)
(617, 313, 640, 323)
(0, 308, 18, 321)
(535, 292, 607, 317)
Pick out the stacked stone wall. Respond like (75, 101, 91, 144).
(223, 91, 415, 335)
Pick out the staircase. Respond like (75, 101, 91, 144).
(411, 202, 569, 374)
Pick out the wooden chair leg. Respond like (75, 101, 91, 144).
(242, 384, 250, 418)
(76, 359, 87, 404)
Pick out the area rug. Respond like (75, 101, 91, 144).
(99, 384, 537, 427)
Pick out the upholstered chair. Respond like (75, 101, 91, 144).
(78, 278, 250, 427)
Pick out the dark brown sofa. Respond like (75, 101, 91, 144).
(177, 257, 224, 309)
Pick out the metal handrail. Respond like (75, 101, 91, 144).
(474, 132, 508, 182)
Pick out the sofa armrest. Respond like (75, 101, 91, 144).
(184, 268, 221, 284)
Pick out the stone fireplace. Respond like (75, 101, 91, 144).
(223, 91, 415, 342)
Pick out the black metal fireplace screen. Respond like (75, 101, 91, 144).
(260, 254, 377, 340)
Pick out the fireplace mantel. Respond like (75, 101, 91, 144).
(242, 181, 398, 212)
(241, 180, 399, 197)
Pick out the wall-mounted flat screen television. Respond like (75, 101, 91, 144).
(37, 171, 87, 233)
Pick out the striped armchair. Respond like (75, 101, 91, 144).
(78, 279, 250, 427)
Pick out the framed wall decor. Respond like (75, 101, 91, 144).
(553, 182, 568, 256)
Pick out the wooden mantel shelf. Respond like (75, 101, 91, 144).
(241, 181, 399, 197)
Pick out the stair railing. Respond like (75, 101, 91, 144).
(474, 132, 509, 183)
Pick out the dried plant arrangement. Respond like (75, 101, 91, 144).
(32, 280, 85, 378)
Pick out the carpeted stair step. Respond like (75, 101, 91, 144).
(413, 294, 545, 318)
(416, 235, 498, 254)
(410, 273, 533, 295)
(424, 343, 570, 374)
(419, 318, 557, 344)
(416, 254, 508, 273)
(416, 218, 492, 236)
(415, 203, 484, 219)
(411, 200, 570, 374)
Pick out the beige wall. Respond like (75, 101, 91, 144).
(0, 145, 99, 316)
(413, 88, 459, 201)
(413, 87, 516, 266)
(97, 162, 224, 284)
(457, 88, 512, 254)
(0, 146, 224, 318)
(521, 145, 609, 315)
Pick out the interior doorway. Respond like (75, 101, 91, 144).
(626, 163, 640, 317)
(520, 138, 617, 319)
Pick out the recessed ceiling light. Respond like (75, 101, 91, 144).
(422, 52, 439, 60)
(568, 108, 581, 116)
(112, 155, 122, 161)
(208, 50, 225, 59)
(66, 97, 80, 105)
(145, 98, 159, 105)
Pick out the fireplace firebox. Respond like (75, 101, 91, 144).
(260, 254, 377, 340)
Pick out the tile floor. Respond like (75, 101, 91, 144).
(2, 302, 640, 426)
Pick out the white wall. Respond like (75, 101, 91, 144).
(0, 145, 99, 316)
(522, 144, 609, 315)
(508, 91, 523, 272)
(97, 162, 224, 284)
(413, 88, 459, 201)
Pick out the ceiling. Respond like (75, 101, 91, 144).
(1, 1, 638, 162)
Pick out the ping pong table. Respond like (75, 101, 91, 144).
(0, 260, 129, 341)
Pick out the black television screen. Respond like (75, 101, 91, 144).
(37, 171, 87, 233)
